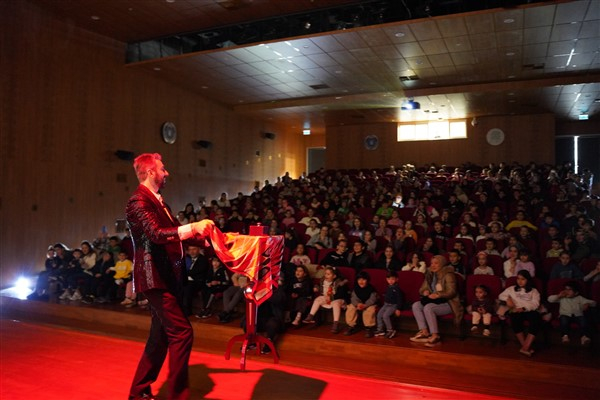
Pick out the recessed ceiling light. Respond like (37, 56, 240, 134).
(394, 32, 405, 38)
(153, 67, 161, 71)
(503, 18, 515, 24)
(166, 0, 175, 3)
(508, 99, 516, 103)
(91, 15, 100, 20)
(505, 52, 515, 56)
(201, 86, 208, 89)
(335, 97, 342, 100)
(507, 75, 516, 79)
(429, 82, 437, 85)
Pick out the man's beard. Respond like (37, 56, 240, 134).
(154, 175, 166, 189)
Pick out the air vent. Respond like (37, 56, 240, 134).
(399, 75, 419, 82)
(309, 83, 330, 90)
(522, 63, 545, 70)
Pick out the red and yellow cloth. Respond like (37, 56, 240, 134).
(207, 227, 283, 305)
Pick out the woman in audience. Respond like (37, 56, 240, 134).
(374, 245, 401, 273)
(402, 252, 427, 273)
(409, 255, 463, 347)
(349, 217, 366, 240)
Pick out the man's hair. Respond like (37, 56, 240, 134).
(133, 153, 162, 182)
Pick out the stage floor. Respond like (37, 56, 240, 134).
(1, 319, 511, 400)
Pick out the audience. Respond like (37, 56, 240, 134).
(31, 161, 599, 355)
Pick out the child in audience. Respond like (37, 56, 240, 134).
(473, 252, 494, 275)
(469, 285, 494, 336)
(475, 225, 488, 243)
(404, 220, 418, 242)
(498, 270, 541, 356)
(290, 243, 312, 267)
(483, 239, 501, 256)
(547, 281, 596, 345)
(197, 257, 230, 318)
(302, 266, 348, 333)
(515, 249, 536, 277)
(455, 224, 474, 242)
(545, 239, 563, 259)
(374, 272, 403, 339)
(344, 271, 378, 337)
(217, 272, 248, 323)
(448, 249, 465, 277)
(289, 265, 313, 326)
(503, 245, 520, 279)
(109, 251, 135, 306)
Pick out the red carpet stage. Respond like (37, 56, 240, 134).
(1, 319, 510, 400)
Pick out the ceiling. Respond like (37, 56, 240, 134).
(35, 0, 600, 135)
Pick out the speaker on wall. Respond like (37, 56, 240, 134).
(263, 132, 276, 140)
(115, 150, 135, 161)
(195, 140, 213, 149)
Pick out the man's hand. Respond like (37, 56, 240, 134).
(191, 220, 215, 238)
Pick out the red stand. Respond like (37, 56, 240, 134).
(224, 298, 279, 371)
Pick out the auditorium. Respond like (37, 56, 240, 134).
(1, 1, 599, 399)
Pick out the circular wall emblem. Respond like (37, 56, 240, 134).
(364, 135, 379, 150)
(486, 128, 505, 146)
(161, 121, 177, 144)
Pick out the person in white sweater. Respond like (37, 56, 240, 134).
(547, 281, 596, 345)
(498, 270, 541, 357)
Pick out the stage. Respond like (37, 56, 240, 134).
(1, 292, 598, 399)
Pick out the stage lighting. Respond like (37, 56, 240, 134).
(11, 276, 34, 299)
(401, 100, 420, 110)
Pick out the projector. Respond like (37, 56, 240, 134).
(401, 100, 420, 110)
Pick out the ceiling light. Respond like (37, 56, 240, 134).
(394, 32, 405, 38)
(401, 99, 420, 110)
(505, 52, 515, 56)
(503, 18, 515, 24)
(153, 67, 161, 71)
(579, 113, 589, 120)
(91, 15, 100, 20)
(303, 129, 311, 135)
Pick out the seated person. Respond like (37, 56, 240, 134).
(302, 266, 348, 334)
(288, 265, 313, 326)
(447, 249, 466, 277)
(547, 280, 595, 345)
(402, 252, 427, 274)
(473, 252, 494, 275)
(374, 245, 401, 273)
(319, 240, 349, 269)
(307, 224, 333, 249)
(240, 285, 287, 355)
(550, 251, 584, 280)
(409, 255, 463, 347)
(196, 257, 230, 318)
(344, 271, 378, 337)
(347, 240, 372, 272)
(218, 272, 249, 323)
(498, 270, 541, 357)
(483, 238, 501, 256)
(545, 238, 563, 259)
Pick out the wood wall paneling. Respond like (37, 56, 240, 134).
(0, 1, 302, 284)
(325, 114, 555, 169)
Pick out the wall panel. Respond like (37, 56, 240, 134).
(326, 114, 555, 169)
(0, 1, 302, 283)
